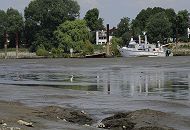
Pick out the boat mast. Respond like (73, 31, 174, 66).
(139, 35, 141, 44)
(143, 32, 147, 50)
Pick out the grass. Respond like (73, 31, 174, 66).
(0, 48, 29, 52)
(171, 42, 190, 56)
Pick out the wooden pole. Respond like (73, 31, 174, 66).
(176, 16, 179, 51)
(4, 31, 7, 59)
(106, 24, 110, 56)
(16, 32, 19, 58)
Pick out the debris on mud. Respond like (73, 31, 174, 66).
(98, 109, 176, 130)
(38, 106, 93, 125)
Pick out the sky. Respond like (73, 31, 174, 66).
(0, 0, 189, 27)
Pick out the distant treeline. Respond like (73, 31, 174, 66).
(0, 0, 189, 57)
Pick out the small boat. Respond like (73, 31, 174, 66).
(117, 34, 173, 57)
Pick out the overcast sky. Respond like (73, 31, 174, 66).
(0, 0, 189, 27)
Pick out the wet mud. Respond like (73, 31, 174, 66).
(99, 109, 178, 130)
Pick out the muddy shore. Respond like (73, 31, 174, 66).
(0, 100, 190, 130)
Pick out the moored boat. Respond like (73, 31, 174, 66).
(117, 34, 173, 57)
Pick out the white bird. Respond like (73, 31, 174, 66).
(70, 75, 74, 82)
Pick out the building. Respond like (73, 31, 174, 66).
(96, 30, 113, 45)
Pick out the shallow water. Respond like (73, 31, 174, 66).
(0, 57, 190, 129)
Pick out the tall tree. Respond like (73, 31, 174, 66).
(146, 12, 172, 44)
(6, 8, 24, 48)
(132, 7, 166, 36)
(84, 8, 104, 44)
(0, 10, 7, 48)
(24, 0, 80, 51)
(177, 10, 189, 41)
(115, 17, 130, 37)
(0, 8, 23, 48)
(54, 20, 93, 54)
(115, 17, 132, 45)
(165, 8, 176, 40)
(84, 8, 104, 31)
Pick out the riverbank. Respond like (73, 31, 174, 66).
(0, 100, 96, 130)
(172, 42, 190, 56)
(0, 42, 190, 59)
(0, 52, 38, 59)
(0, 100, 190, 130)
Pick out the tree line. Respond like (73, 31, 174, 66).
(0, 0, 189, 57)
(113, 7, 189, 46)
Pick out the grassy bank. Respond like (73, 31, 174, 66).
(171, 42, 190, 56)
(0, 48, 38, 59)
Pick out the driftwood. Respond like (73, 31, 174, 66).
(17, 120, 33, 127)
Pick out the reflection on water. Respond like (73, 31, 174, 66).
(0, 59, 189, 101)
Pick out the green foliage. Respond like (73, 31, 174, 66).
(146, 12, 172, 44)
(0, 48, 28, 52)
(0, 10, 7, 48)
(177, 10, 189, 38)
(54, 19, 93, 54)
(0, 8, 24, 48)
(132, 7, 166, 34)
(82, 40, 94, 55)
(6, 8, 24, 48)
(36, 45, 49, 56)
(0, 10, 7, 33)
(24, 0, 80, 50)
(121, 31, 132, 45)
(111, 37, 123, 56)
(84, 8, 104, 31)
(132, 7, 177, 39)
(179, 44, 190, 49)
(179, 36, 189, 42)
(30, 34, 52, 52)
(93, 45, 104, 52)
(115, 17, 131, 37)
(6, 8, 23, 33)
(114, 17, 132, 45)
(51, 47, 64, 58)
(165, 8, 177, 38)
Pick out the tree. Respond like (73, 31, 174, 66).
(165, 8, 176, 40)
(6, 8, 24, 48)
(177, 10, 189, 41)
(0, 8, 24, 49)
(54, 20, 93, 54)
(24, 0, 80, 51)
(84, 8, 104, 44)
(132, 7, 166, 36)
(115, 17, 132, 44)
(146, 12, 172, 44)
(84, 8, 104, 31)
(0, 10, 7, 48)
(111, 37, 123, 56)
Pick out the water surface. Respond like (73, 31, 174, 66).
(0, 57, 190, 129)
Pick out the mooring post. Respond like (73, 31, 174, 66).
(16, 32, 19, 58)
(106, 24, 110, 56)
(4, 31, 8, 59)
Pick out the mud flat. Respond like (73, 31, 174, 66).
(98, 109, 189, 130)
(0, 100, 96, 130)
(0, 100, 190, 130)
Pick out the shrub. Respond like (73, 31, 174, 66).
(36, 45, 49, 56)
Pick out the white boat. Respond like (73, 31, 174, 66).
(117, 34, 173, 57)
